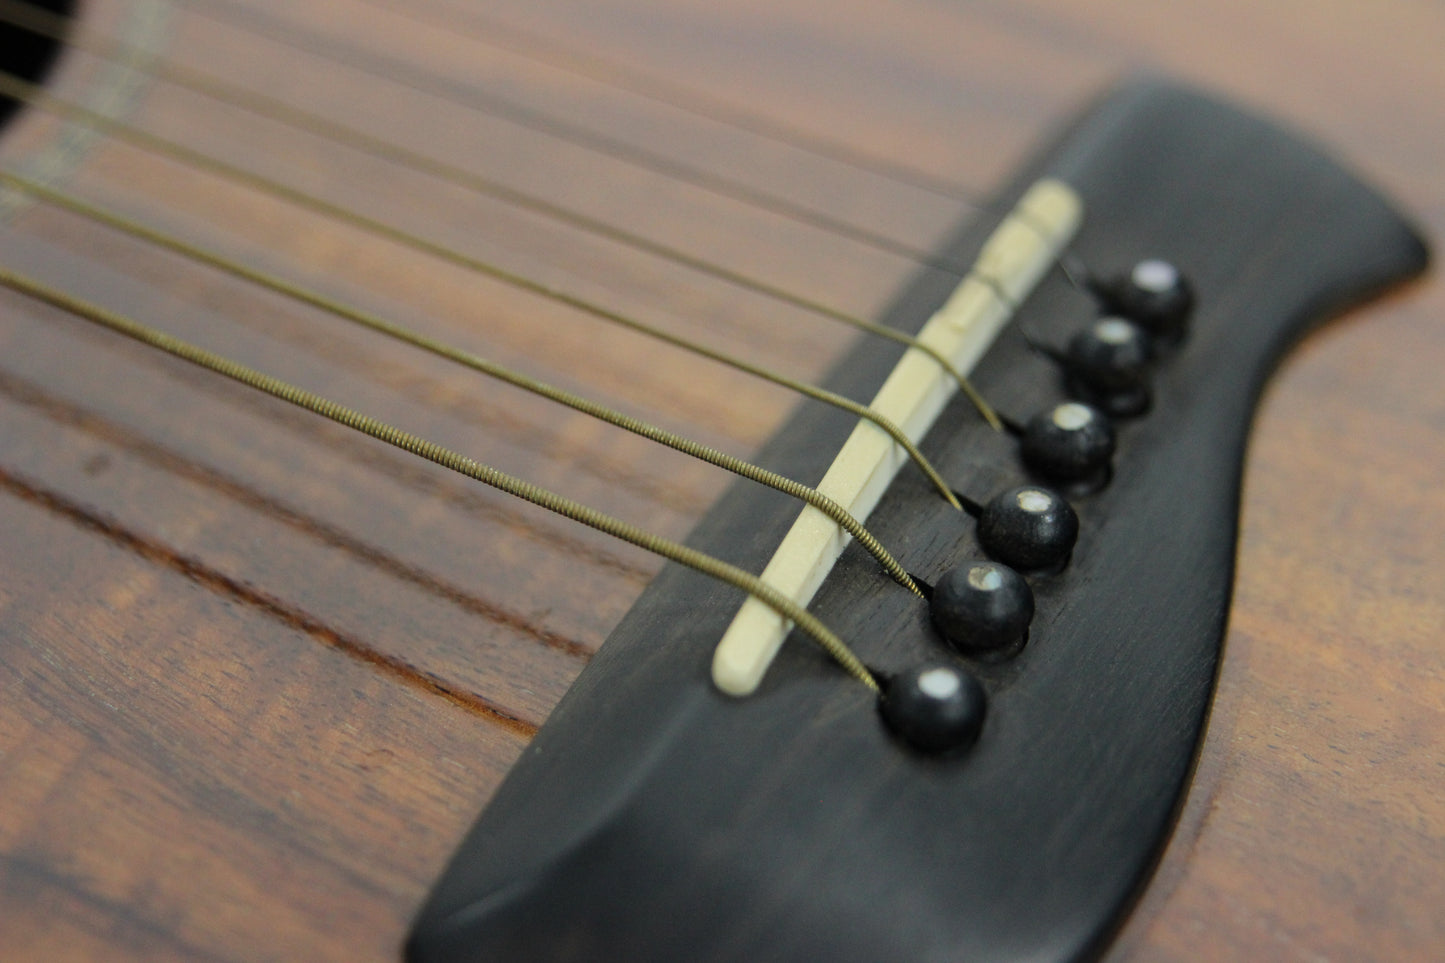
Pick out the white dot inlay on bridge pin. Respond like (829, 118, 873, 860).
(1095, 317, 1136, 344)
(1016, 489, 1054, 513)
(1051, 402, 1094, 431)
(1131, 258, 1178, 294)
(967, 565, 1004, 592)
(917, 666, 963, 700)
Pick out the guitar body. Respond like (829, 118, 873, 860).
(0, 1, 1439, 961)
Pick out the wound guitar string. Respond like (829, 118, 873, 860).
(0, 0, 1081, 693)
(0, 68, 970, 510)
(0, 0, 1005, 431)
(0, 265, 882, 690)
(0, 168, 922, 598)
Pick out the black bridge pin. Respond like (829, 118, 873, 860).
(1094, 258, 1195, 345)
(1021, 401, 1116, 486)
(1064, 316, 1155, 418)
(880, 663, 987, 754)
(977, 485, 1079, 572)
(931, 560, 1035, 656)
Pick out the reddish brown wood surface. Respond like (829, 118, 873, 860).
(0, 0, 1440, 959)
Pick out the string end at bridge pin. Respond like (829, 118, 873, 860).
(710, 178, 1083, 696)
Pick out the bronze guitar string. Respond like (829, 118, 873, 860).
(0, 67, 966, 510)
(0, 15, 960, 691)
(0, 6, 1077, 696)
(0, 167, 921, 597)
(0, 264, 882, 692)
(0, 0, 1002, 432)
(1, 1, 1084, 367)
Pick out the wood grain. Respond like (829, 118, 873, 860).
(0, 0, 1439, 959)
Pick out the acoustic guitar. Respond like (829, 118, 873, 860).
(0, 0, 1439, 960)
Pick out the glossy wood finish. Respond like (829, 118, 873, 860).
(0, 0, 1439, 960)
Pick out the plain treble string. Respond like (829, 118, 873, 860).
(348, 0, 984, 204)
(178, 0, 984, 278)
(169, 0, 1101, 322)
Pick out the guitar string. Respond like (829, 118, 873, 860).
(0, 0, 1002, 430)
(5, 1, 1083, 344)
(22, 0, 1074, 315)
(0, 67, 963, 510)
(350, 0, 984, 204)
(0, 6, 1073, 696)
(0, 8, 1081, 661)
(0, 264, 882, 692)
(170, 0, 1082, 305)
(177, 0, 986, 278)
(0, 166, 921, 597)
